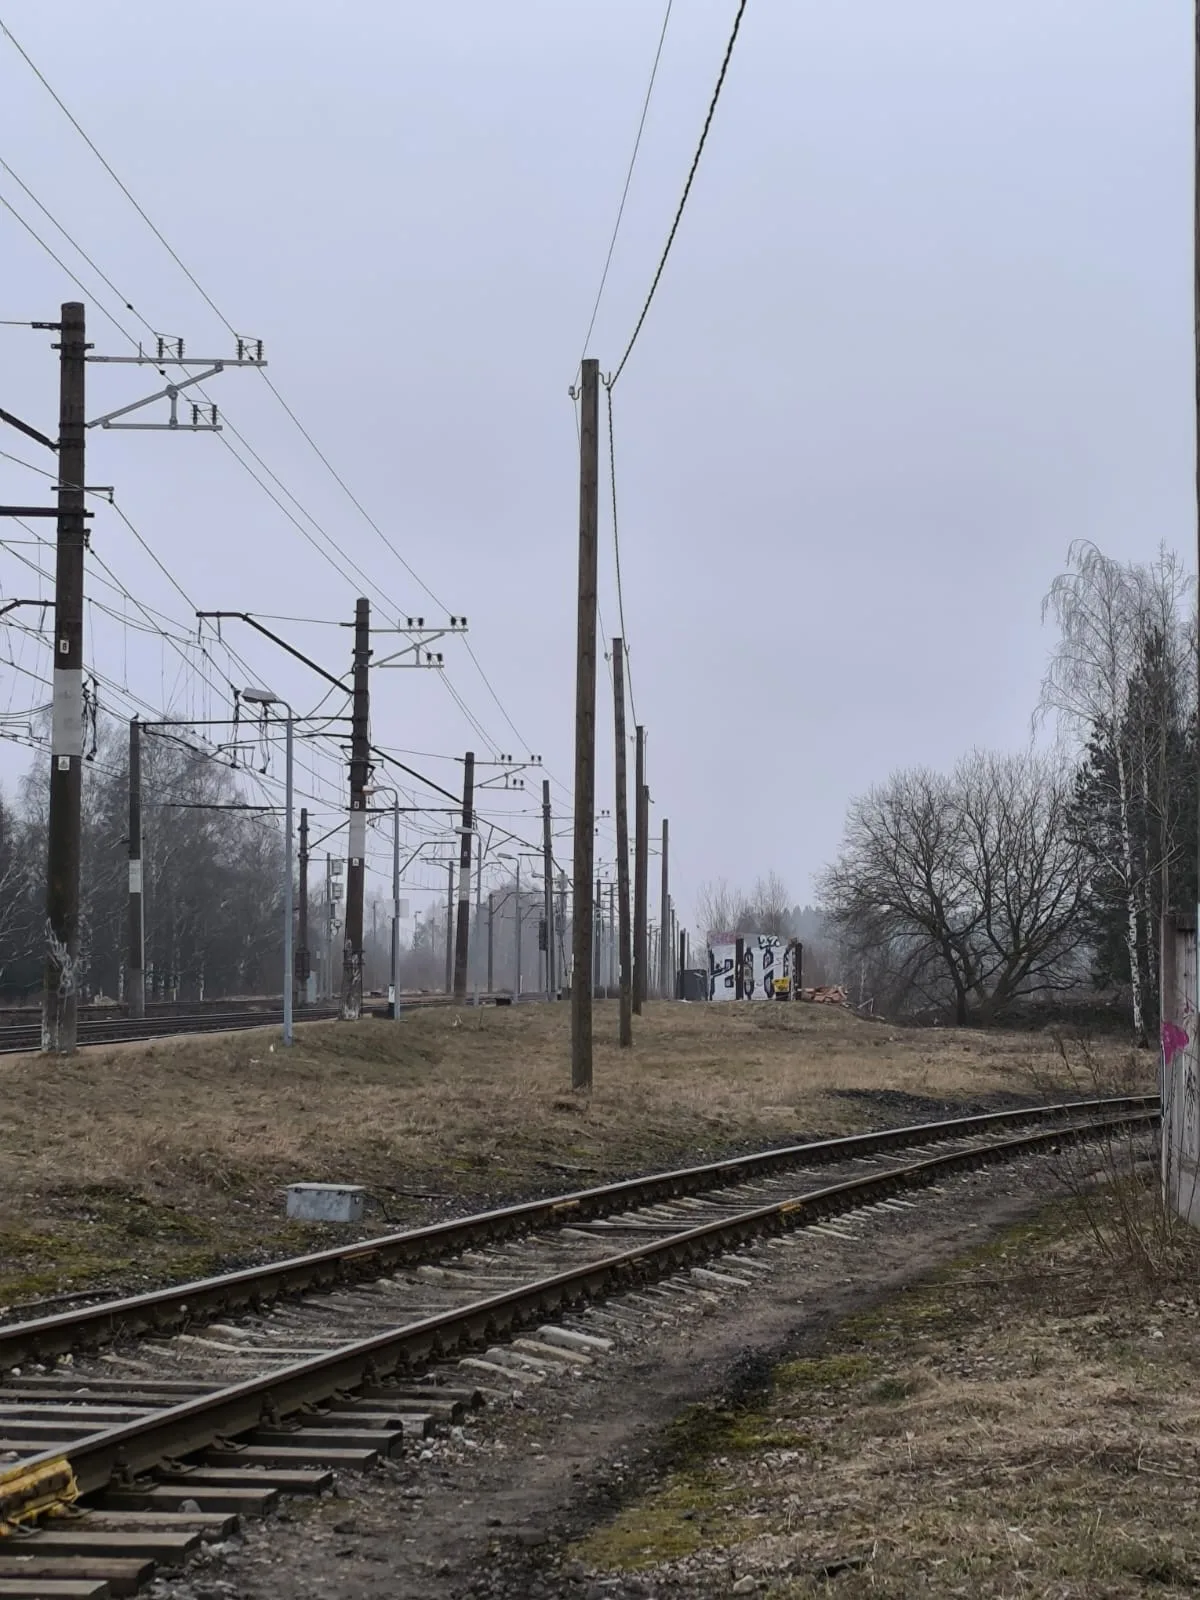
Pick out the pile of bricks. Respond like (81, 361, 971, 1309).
(798, 985, 849, 1006)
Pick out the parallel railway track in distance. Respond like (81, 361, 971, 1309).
(0, 992, 498, 1055)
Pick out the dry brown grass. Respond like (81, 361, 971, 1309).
(0, 1001, 1142, 1307)
(574, 1200, 1200, 1597)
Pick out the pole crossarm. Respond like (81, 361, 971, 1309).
(0, 404, 57, 452)
(196, 612, 349, 693)
(86, 339, 266, 431)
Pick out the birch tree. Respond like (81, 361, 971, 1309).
(1039, 542, 1150, 1043)
(1040, 542, 1193, 1044)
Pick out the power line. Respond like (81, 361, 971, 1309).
(577, 0, 675, 364)
(213, 421, 401, 618)
(610, 0, 751, 387)
(0, 447, 56, 481)
(605, 379, 637, 725)
(0, 152, 154, 333)
(0, 15, 228, 338)
(0, 187, 138, 345)
(0, 20, 568, 802)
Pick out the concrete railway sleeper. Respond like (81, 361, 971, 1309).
(0, 1105, 1158, 1596)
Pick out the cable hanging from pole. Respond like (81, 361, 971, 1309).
(577, 0, 675, 366)
(609, 0, 751, 388)
(605, 378, 637, 727)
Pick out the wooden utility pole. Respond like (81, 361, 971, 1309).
(297, 807, 309, 1007)
(612, 639, 633, 1046)
(341, 597, 371, 1019)
(445, 862, 455, 993)
(42, 301, 87, 1053)
(1194, 0, 1200, 975)
(487, 890, 495, 992)
(659, 818, 670, 998)
(126, 716, 145, 1019)
(633, 726, 648, 1014)
(541, 779, 556, 998)
(571, 358, 599, 1091)
(453, 752, 475, 999)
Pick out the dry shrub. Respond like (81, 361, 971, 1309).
(1024, 1032, 1197, 1288)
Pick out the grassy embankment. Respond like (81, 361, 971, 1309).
(0, 999, 1140, 1308)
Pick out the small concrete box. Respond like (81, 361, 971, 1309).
(286, 1182, 366, 1223)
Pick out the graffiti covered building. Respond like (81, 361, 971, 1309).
(708, 934, 796, 1001)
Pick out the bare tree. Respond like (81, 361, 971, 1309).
(695, 874, 795, 942)
(695, 879, 751, 942)
(747, 872, 791, 936)
(820, 751, 1088, 1024)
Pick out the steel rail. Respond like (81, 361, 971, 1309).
(0, 1094, 1157, 1369)
(7, 1106, 1157, 1500)
(0, 993, 491, 1054)
(0, 1008, 338, 1054)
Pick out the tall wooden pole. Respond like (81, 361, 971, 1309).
(297, 806, 309, 1007)
(613, 639, 634, 1046)
(571, 359, 599, 1090)
(42, 302, 86, 1053)
(1193, 0, 1200, 1013)
(341, 597, 370, 1019)
(126, 717, 145, 1019)
(633, 727, 648, 1014)
(659, 818, 670, 998)
(542, 779, 556, 997)
(453, 752, 475, 999)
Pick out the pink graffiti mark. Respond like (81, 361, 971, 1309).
(1162, 1020, 1190, 1065)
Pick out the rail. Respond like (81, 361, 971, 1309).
(2, 1101, 1158, 1507)
(0, 1094, 1158, 1370)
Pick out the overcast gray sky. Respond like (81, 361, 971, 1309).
(0, 0, 1192, 930)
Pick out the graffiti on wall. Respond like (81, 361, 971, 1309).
(708, 936, 794, 1002)
(708, 942, 738, 1002)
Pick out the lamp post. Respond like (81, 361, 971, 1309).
(242, 688, 294, 1046)
(364, 784, 401, 1020)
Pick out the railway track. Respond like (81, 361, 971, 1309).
(0, 1095, 1158, 1596)
(0, 1008, 341, 1055)
(0, 993, 496, 1055)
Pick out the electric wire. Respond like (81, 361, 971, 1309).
(605, 379, 637, 725)
(0, 24, 561, 796)
(0, 26, 575, 842)
(0, 188, 138, 344)
(0, 447, 56, 481)
(0, 152, 153, 331)
(577, 0, 674, 364)
(610, 0, 751, 387)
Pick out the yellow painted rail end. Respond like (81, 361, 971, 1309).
(0, 1457, 79, 1536)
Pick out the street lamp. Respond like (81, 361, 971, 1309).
(242, 688, 294, 1047)
(364, 784, 401, 1020)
